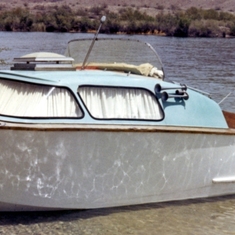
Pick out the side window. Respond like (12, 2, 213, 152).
(78, 86, 163, 120)
(0, 79, 83, 118)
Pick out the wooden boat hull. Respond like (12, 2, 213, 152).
(0, 123, 235, 211)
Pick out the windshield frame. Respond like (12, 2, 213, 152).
(65, 38, 165, 79)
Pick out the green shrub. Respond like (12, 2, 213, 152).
(156, 13, 178, 36)
(219, 11, 235, 21)
(189, 20, 222, 37)
(0, 5, 235, 37)
(102, 19, 121, 34)
(229, 23, 235, 36)
(0, 8, 33, 31)
(119, 8, 154, 22)
(79, 17, 93, 32)
(173, 14, 191, 36)
(203, 9, 219, 20)
(185, 7, 202, 20)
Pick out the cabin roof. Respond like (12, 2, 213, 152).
(0, 69, 228, 129)
(0, 70, 158, 90)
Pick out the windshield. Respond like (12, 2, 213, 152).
(65, 38, 165, 79)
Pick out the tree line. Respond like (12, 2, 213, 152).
(0, 5, 235, 37)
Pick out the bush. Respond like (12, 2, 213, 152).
(79, 17, 93, 32)
(185, 7, 202, 20)
(188, 20, 222, 37)
(0, 5, 235, 37)
(119, 8, 154, 22)
(0, 8, 33, 31)
(174, 14, 191, 36)
(156, 13, 178, 36)
(203, 9, 219, 20)
(229, 23, 235, 36)
(219, 11, 235, 21)
(102, 19, 121, 34)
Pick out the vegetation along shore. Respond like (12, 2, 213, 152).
(1, 5, 235, 37)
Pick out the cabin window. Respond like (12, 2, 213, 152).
(0, 79, 82, 118)
(78, 86, 163, 120)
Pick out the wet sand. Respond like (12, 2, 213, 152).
(1, 195, 235, 235)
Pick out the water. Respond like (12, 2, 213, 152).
(1, 32, 235, 234)
(1, 32, 235, 112)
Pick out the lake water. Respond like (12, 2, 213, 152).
(0, 32, 235, 234)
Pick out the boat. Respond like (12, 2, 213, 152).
(1, 18, 235, 211)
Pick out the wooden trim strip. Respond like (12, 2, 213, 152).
(223, 111, 235, 129)
(1, 121, 235, 135)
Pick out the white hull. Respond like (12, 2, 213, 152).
(0, 124, 235, 211)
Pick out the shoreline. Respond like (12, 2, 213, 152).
(0, 6, 235, 38)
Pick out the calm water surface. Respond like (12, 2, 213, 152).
(0, 32, 235, 234)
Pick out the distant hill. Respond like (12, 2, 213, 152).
(0, 0, 235, 14)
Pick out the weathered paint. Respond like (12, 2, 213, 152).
(0, 125, 235, 211)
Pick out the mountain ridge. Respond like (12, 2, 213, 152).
(0, 0, 234, 14)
